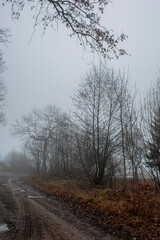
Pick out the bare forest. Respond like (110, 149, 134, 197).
(1, 65, 160, 240)
(0, 1, 160, 240)
(3, 65, 158, 191)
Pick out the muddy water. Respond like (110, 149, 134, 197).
(0, 223, 9, 232)
(27, 195, 43, 199)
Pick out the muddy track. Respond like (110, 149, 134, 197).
(0, 173, 118, 240)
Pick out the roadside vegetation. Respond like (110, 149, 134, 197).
(23, 176, 160, 240)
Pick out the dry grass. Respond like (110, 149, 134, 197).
(25, 176, 160, 239)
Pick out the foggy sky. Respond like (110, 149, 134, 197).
(0, 0, 160, 158)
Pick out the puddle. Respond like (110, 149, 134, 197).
(2, 184, 9, 187)
(0, 224, 9, 233)
(20, 190, 25, 192)
(27, 195, 43, 199)
(14, 188, 25, 192)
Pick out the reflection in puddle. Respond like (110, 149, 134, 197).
(27, 195, 43, 199)
(0, 224, 9, 233)
(14, 188, 25, 192)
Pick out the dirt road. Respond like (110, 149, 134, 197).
(0, 173, 118, 240)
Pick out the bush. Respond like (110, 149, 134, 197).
(125, 181, 159, 222)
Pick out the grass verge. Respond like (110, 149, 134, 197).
(23, 176, 160, 240)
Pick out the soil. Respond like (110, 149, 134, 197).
(0, 172, 119, 240)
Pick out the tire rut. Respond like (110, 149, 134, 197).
(0, 174, 118, 240)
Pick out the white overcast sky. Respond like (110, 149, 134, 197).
(0, 0, 160, 158)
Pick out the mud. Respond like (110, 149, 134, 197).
(0, 172, 118, 240)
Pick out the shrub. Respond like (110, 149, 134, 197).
(125, 181, 159, 222)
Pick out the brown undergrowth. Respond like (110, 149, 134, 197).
(23, 177, 160, 240)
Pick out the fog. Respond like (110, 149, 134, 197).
(0, 0, 160, 158)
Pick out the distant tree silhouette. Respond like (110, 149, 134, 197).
(145, 73, 160, 189)
(0, 29, 9, 125)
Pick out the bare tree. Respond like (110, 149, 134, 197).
(0, 29, 10, 125)
(24, 140, 43, 176)
(114, 72, 140, 186)
(0, 80, 7, 125)
(13, 104, 78, 177)
(0, 29, 10, 70)
(13, 105, 60, 174)
(73, 65, 120, 185)
(2, 0, 127, 59)
(47, 113, 77, 177)
(124, 100, 143, 184)
(116, 73, 129, 185)
(3, 150, 32, 173)
(143, 73, 160, 189)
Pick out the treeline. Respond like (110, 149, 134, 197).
(4, 65, 160, 189)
